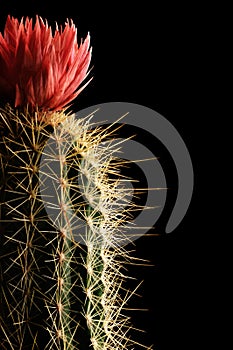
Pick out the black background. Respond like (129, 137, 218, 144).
(0, 1, 205, 349)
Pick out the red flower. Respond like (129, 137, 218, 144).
(0, 15, 92, 111)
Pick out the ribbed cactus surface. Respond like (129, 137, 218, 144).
(0, 107, 150, 349)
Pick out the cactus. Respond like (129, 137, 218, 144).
(0, 108, 150, 349)
(0, 15, 152, 350)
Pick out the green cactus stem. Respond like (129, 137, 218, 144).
(0, 107, 152, 349)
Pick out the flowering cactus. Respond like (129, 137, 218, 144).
(0, 15, 151, 349)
